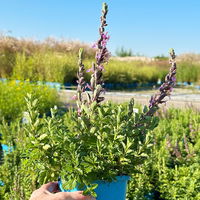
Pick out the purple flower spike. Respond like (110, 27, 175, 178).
(147, 48, 177, 116)
(95, 53, 101, 60)
(134, 49, 177, 129)
(87, 2, 110, 104)
(74, 3, 110, 115)
(172, 76, 176, 82)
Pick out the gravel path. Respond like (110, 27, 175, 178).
(59, 88, 200, 109)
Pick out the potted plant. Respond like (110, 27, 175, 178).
(58, 2, 177, 200)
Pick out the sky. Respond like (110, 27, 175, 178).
(0, 0, 200, 57)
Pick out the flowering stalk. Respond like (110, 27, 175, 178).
(87, 2, 110, 104)
(134, 49, 177, 128)
(76, 48, 86, 115)
(147, 48, 177, 116)
(73, 3, 110, 115)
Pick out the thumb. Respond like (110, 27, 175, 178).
(41, 182, 59, 193)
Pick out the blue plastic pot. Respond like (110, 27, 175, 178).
(59, 176, 130, 200)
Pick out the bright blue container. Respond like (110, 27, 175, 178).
(59, 176, 130, 200)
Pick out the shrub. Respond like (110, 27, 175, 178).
(0, 97, 67, 199)
(12, 52, 78, 83)
(0, 81, 59, 121)
(115, 47, 133, 57)
(154, 54, 168, 61)
(177, 61, 200, 83)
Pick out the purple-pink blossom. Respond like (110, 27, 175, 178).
(101, 32, 110, 47)
(77, 108, 81, 116)
(86, 68, 94, 73)
(72, 95, 78, 100)
(171, 76, 176, 82)
(98, 64, 105, 71)
(92, 43, 97, 49)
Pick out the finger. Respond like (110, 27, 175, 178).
(54, 192, 70, 200)
(71, 191, 96, 200)
(72, 191, 95, 200)
(41, 181, 58, 193)
(54, 191, 85, 200)
(84, 196, 96, 200)
(88, 197, 96, 200)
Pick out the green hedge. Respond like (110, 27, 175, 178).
(12, 52, 168, 83)
(10, 52, 168, 84)
(0, 81, 59, 121)
(11, 53, 200, 84)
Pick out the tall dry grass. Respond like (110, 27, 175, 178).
(0, 35, 95, 56)
(0, 35, 95, 78)
(0, 36, 200, 85)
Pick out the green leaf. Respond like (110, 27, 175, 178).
(38, 133, 48, 141)
(43, 144, 50, 150)
(143, 105, 148, 113)
(90, 127, 96, 134)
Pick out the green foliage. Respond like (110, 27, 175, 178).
(127, 159, 155, 200)
(154, 54, 168, 61)
(0, 120, 32, 199)
(154, 109, 200, 199)
(1, 96, 200, 199)
(0, 96, 66, 199)
(60, 99, 159, 195)
(0, 36, 95, 78)
(0, 81, 59, 121)
(127, 108, 200, 200)
(158, 164, 200, 200)
(8, 52, 168, 85)
(177, 61, 200, 83)
(115, 47, 133, 57)
(0, 96, 159, 199)
(0, 50, 15, 78)
(103, 60, 166, 84)
(12, 52, 78, 83)
(1, 49, 200, 85)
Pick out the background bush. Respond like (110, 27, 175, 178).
(0, 81, 59, 121)
(115, 47, 133, 57)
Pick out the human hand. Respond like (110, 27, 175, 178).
(30, 182, 95, 200)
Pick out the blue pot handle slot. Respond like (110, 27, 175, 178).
(58, 177, 67, 192)
(58, 177, 78, 192)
